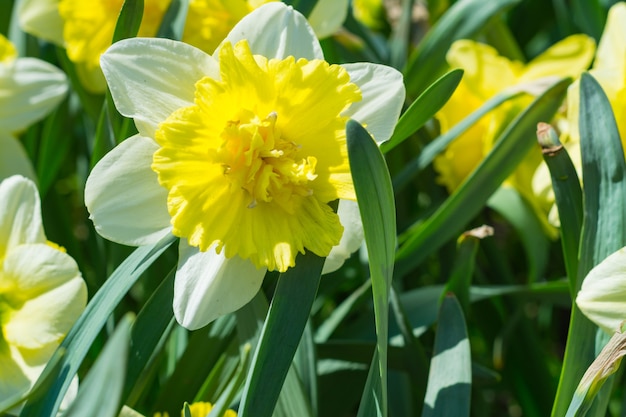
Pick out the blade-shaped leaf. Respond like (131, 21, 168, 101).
(537, 123, 583, 293)
(552, 73, 626, 417)
(112, 0, 144, 43)
(422, 294, 471, 417)
(238, 252, 324, 417)
(347, 120, 396, 417)
(381, 69, 463, 154)
(61, 314, 134, 417)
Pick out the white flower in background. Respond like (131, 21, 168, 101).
(85, 3, 405, 330)
(577, 247, 626, 334)
(0, 33, 67, 182)
(0, 175, 87, 409)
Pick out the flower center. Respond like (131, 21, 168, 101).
(153, 40, 361, 271)
(214, 110, 317, 210)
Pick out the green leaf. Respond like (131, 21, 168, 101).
(154, 315, 236, 416)
(91, 96, 117, 168)
(389, 287, 429, 412)
(356, 350, 384, 417)
(238, 252, 324, 417)
(552, 73, 626, 417)
(403, 0, 520, 97)
(157, 0, 190, 40)
(538, 124, 583, 294)
(381, 69, 464, 154)
(422, 294, 471, 417)
(55, 48, 103, 121)
(395, 79, 570, 277)
(35, 98, 72, 197)
(571, 0, 606, 40)
(112, 0, 144, 43)
(444, 225, 493, 311)
(236, 293, 314, 417)
(61, 314, 133, 417)
(487, 186, 549, 283)
(123, 268, 176, 405)
(206, 345, 252, 417)
(20, 234, 176, 417)
(347, 120, 396, 417)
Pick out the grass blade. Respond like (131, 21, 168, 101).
(61, 314, 134, 417)
(381, 69, 463, 154)
(552, 73, 626, 417)
(422, 294, 471, 417)
(347, 120, 396, 417)
(238, 252, 324, 417)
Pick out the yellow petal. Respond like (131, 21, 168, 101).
(521, 34, 595, 82)
(153, 40, 360, 271)
(594, 2, 626, 75)
(446, 40, 520, 100)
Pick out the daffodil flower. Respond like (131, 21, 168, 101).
(577, 247, 626, 334)
(19, 0, 349, 92)
(0, 175, 87, 409)
(0, 34, 68, 182)
(85, 2, 404, 330)
(434, 35, 594, 235)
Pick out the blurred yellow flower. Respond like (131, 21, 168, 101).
(183, 0, 275, 54)
(434, 35, 594, 234)
(352, 0, 388, 32)
(19, 0, 349, 92)
(0, 34, 68, 182)
(0, 175, 86, 409)
(19, 0, 170, 92)
(85, 3, 404, 329)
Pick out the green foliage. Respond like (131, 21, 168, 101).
(7, 1, 626, 417)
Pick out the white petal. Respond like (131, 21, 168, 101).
(594, 2, 626, 74)
(0, 175, 45, 257)
(0, 57, 68, 133)
(308, 0, 349, 39)
(174, 240, 266, 330)
(0, 347, 31, 408)
(100, 38, 219, 137)
(0, 134, 36, 182)
(18, 0, 65, 46)
(343, 63, 405, 144)
(2, 243, 86, 349)
(322, 200, 364, 274)
(219, 2, 323, 60)
(577, 246, 626, 333)
(85, 135, 172, 246)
